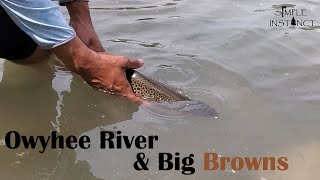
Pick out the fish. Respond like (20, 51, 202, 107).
(126, 69, 219, 117)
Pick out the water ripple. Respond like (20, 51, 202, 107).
(136, 17, 156, 21)
(90, 2, 178, 11)
(109, 38, 164, 48)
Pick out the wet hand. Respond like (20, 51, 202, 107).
(75, 52, 146, 104)
(52, 37, 146, 104)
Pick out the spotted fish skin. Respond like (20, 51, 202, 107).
(125, 69, 219, 117)
(126, 69, 190, 102)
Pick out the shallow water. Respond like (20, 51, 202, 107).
(1, 0, 320, 179)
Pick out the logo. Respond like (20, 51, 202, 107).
(270, 5, 316, 28)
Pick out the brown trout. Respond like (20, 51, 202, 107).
(126, 69, 218, 117)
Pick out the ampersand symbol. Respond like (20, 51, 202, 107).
(133, 153, 149, 170)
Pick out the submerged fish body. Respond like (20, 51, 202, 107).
(126, 69, 219, 117)
(126, 69, 190, 102)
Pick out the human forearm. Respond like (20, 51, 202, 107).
(66, 1, 91, 23)
(1, 0, 144, 103)
(66, 1, 105, 52)
(51, 36, 145, 104)
(52, 36, 95, 72)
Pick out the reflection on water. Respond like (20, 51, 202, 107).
(1, 0, 320, 179)
(51, 65, 73, 133)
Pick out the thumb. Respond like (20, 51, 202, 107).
(123, 58, 144, 69)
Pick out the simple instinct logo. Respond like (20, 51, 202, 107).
(270, 5, 316, 28)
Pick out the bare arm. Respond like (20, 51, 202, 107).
(62, 2, 145, 103)
(66, 1, 105, 52)
(0, 0, 144, 103)
(52, 36, 145, 104)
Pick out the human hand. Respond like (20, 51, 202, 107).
(52, 37, 146, 104)
(75, 52, 146, 104)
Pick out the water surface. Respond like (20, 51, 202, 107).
(1, 0, 320, 179)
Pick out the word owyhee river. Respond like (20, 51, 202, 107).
(4, 130, 158, 153)
(2, 130, 288, 175)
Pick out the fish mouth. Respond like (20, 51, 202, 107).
(125, 68, 135, 84)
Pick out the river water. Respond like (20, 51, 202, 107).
(1, 0, 320, 179)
